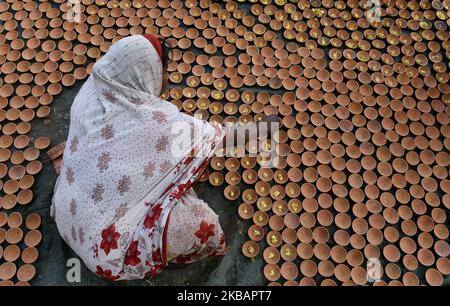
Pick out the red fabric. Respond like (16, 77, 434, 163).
(162, 210, 171, 266)
(142, 34, 163, 63)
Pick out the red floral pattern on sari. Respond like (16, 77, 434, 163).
(100, 224, 120, 255)
(145, 248, 164, 277)
(96, 266, 120, 281)
(195, 221, 216, 244)
(124, 240, 141, 266)
(143, 205, 162, 229)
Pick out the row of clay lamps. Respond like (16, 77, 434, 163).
(1, 0, 449, 286)
(0, 0, 61, 287)
(0, 212, 41, 285)
(0, 137, 49, 209)
(185, 0, 450, 287)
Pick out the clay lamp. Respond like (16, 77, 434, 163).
(0, 262, 16, 281)
(21, 247, 38, 264)
(300, 259, 318, 278)
(425, 268, 443, 286)
(248, 225, 264, 242)
(272, 170, 288, 185)
(436, 258, 450, 275)
(24, 230, 41, 247)
(209, 102, 223, 115)
(256, 197, 272, 212)
(0, 149, 11, 162)
(363, 242, 381, 259)
(263, 247, 280, 265)
(223, 185, 239, 200)
(238, 203, 253, 220)
(3, 245, 20, 262)
(0, 228, 5, 244)
(266, 231, 282, 248)
(225, 171, 240, 186)
(288, 199, 302, 214)
(266, 211, 284, 231)
(284, 212, 300, 230)
(208, 172, 223, 187)
(26, 161, 42, 175)
(33, 137, 50, 150)
(25, 213, 41, 230)
(255, 181, 270, 197)
(264, 264, 280, 282)
(0, 211, 7, 227)
(0, 195, 17, 210)
(270, 185, 285, 201)
(7, 212, 22, 228)
(242, 189, 257, 205)
(6, 227, 23, 244)
(313, 227, 330, 244)
(241, 156, 256, 169)
(23, 147, 39, 161)
(253, 211, 268, 227)
(3, 179, 19, 195)
(272, 199, 288, 216)
(225, 158, 239, 172)
(242, 169, 258, 184)
(210, 157, 225, 171)
(242, 241, 259, 258)
(17, 189, 32, 205)
(17, 264, 35, 283)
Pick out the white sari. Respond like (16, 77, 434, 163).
(52, 35, 225, 280)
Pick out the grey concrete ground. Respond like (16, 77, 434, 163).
(28, 81, 264, 286)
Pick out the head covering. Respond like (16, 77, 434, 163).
(142, 34, 163, 64)
(52, 35, 225, 280)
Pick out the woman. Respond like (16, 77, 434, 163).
(50, 34, 274, 281)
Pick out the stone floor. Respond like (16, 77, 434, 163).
(29, 80, 263, 286)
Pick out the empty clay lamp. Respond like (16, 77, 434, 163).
(26, 161, 42, 175)
(17, 264, 36, 282)
(25, 213, 41, 230)
(3, 245, 20, 262)
(24, 230, 42, 247)
(268, 215, 284, 232)
(7, 212, 22, 228)
(21, 246, 38, 264)
(6, 227, 23, 244)
(0, 262, 16, 281)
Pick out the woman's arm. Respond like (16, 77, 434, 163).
(215, 115, 281, 151)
